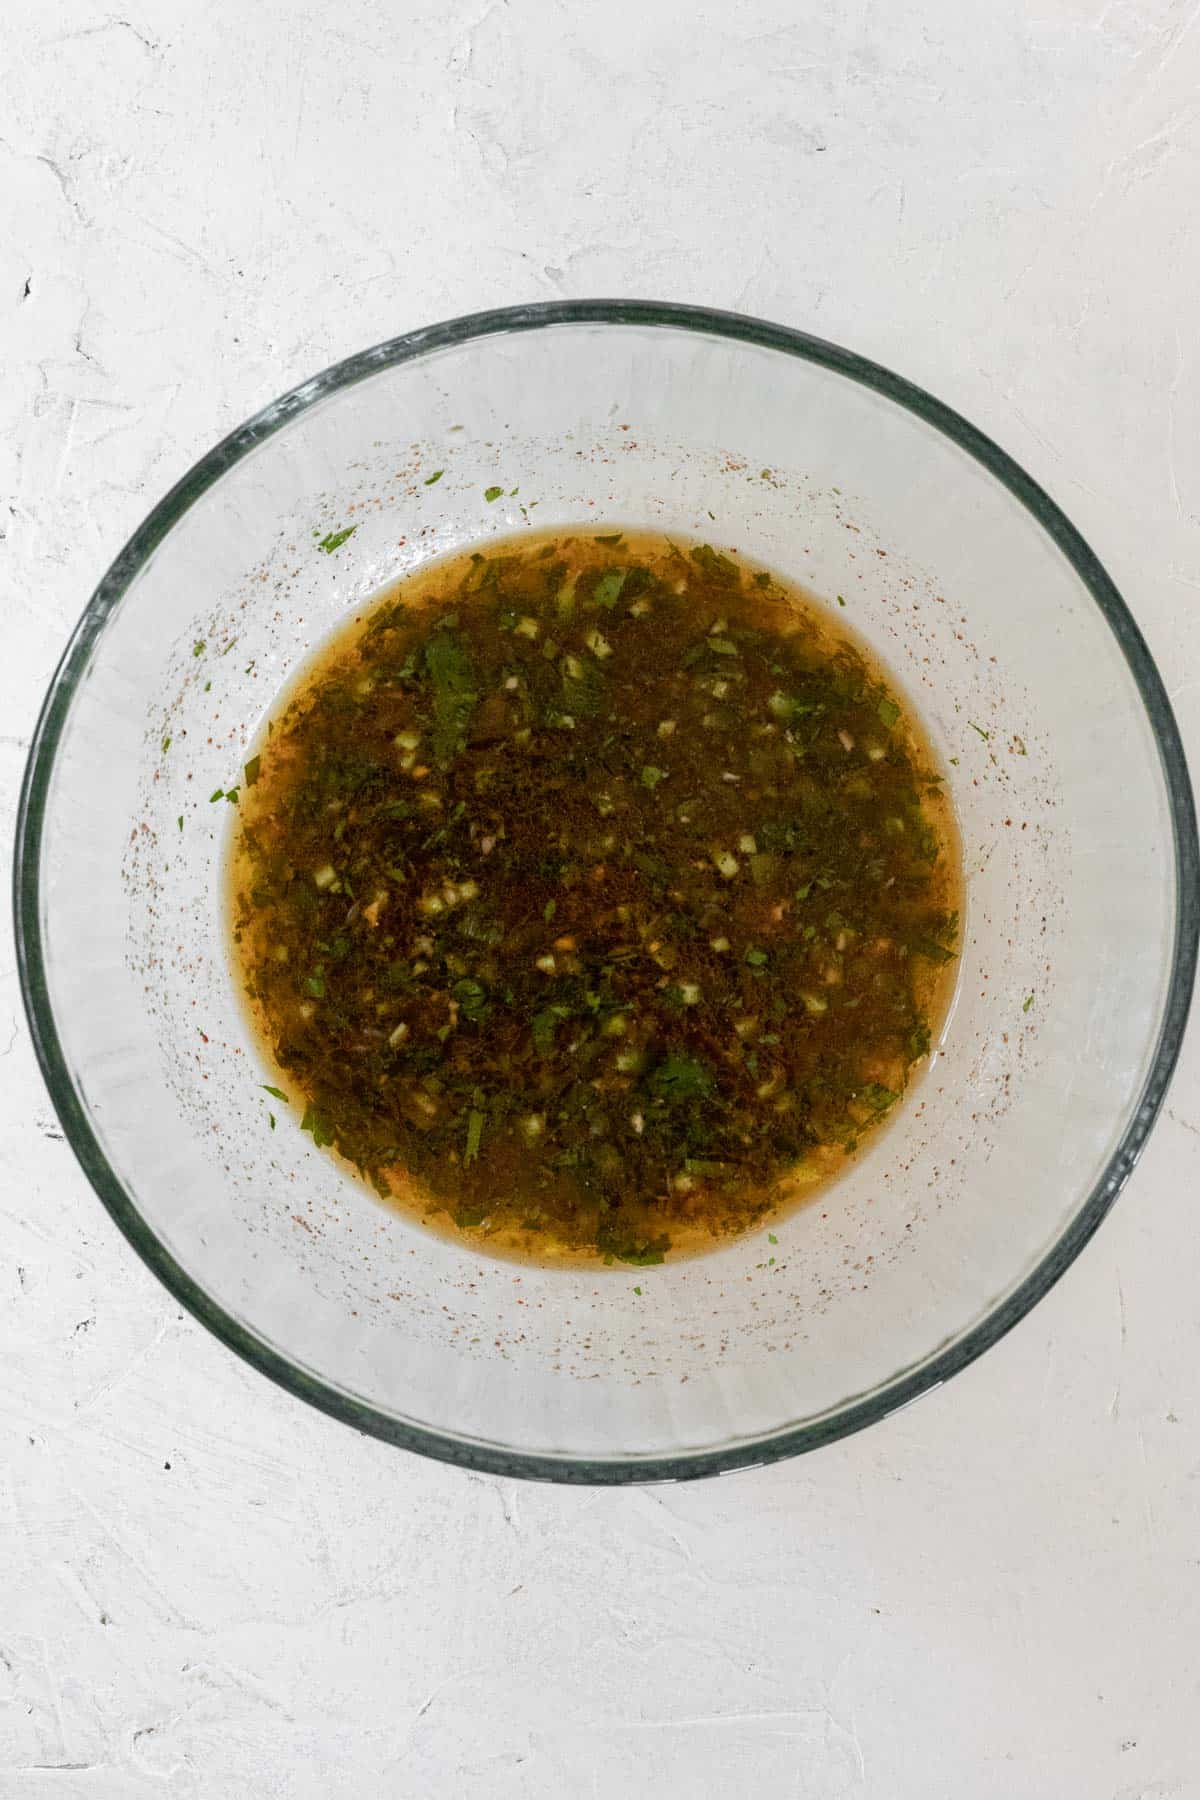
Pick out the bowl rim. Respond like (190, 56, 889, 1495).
(13, 298, 1199, 1484)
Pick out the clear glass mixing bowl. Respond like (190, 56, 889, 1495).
(14, 303, 1198, 1482)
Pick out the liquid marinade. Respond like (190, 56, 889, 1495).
(229, 530, 960, 1266)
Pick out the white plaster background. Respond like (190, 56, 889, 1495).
(3, 1, 1200, 1794)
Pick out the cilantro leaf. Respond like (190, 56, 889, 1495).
(300, 1104, 335, 1147)
(593, 569, 627, 608)
(425, 628, 478, 766)
(649, 1053, 715, 1103)
(689, 544, 739, 585)
(464, 1108, 485, 1164)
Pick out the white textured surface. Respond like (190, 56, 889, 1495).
(3, 1, 1199, 1793)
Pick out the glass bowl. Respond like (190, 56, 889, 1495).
(15, 302, 1198, 1483)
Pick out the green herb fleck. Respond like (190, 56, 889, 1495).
(305, 973, 326, 999)
(877, 695, 900, 729)
(836, 594, 846, 607)
(593, 568, 628, 608)
(300, 1104, 335, 1147)
(533, 1005, 572, 1057)
(483, 485, 504, 503)
(453, 977, 489, 1021)
(317, 525, 357, 553)
(261, 1084, 287, 1100)
(745, 946, 769, 967)
(968, 721, 989, 740)
(176, 815, 183, 831)
(243, 754, 261, 786)
(465, 1108, 485, 1164)
(161, 735, 171, 754)
(192, 640, 206, 657)
(641, 764, 668, 790)
(426, 628, 478, 766)
(597, 1221, 668, 1265)
(689, 544, 739, 585)
(912, 937, 956, 965)
(649, 1053, 715, 1103)
(768, 1233, 778, 1245)
(1023, 993, 1034, 1013)
(209, 789, 225, 803)
(268, 1113, 276, 1130)
(633, 1284, 642, 1295)
(424, 469, 444, 485)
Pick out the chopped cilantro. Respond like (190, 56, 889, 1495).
(453, 977, 489, 1021)
(597, 1221, 667, 1265)
(300, 1104, 335, 1147)
(912, 937, 956, 965)
(745, 946, 769, 967)
(593, 569, 627, 608)
(243, 754, 261, 786)
(192, 640, 206, 657)
(877, 696, 900, 729)
(641, 764, 668, 790)
(689, 544, 739, 584)
(465, 1108, 485, 1164)
(483, 485, 504, 503)
(533, 1005, 571, 1056)
(424, 469, 444, 485)
(161, 735, 171, 754)
(261, 1084, 287, 1100)
(1023, 993, 1034, 1013)
(649, 1053, 715, 1103)
(968, 721, 989, 740)
(426, 628, 478, 766)
(317, 526, 357, 553)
